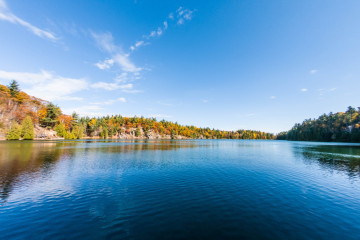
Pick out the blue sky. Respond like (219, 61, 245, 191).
(0, 0, 360, 133)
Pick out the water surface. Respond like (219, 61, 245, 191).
(0, 140, 360, 239)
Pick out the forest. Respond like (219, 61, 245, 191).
(277, 106, 360, 142)
(0, 81, 274, 140)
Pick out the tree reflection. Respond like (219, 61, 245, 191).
(0, 140, 200, 202)
(0, 141, 76, 202)
(296, 144, 360, 178)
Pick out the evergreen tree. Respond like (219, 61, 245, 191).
(21, 116, 34, 140)
(40, 103, 61, 128)
(71, 112, 79, 125)
(8, 80, 20, 97)
(6, 122, 21, 140)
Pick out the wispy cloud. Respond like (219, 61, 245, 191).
(270, 96, 276, 99)
(94, 59, 114, 70)
(310, 69, 318, 74)
(91, 82, 133, 91)
(92, 6, 195, 92)
(176, 7, 194, 25)
(92, 32, 141, 73)
(0, 69, 88, 101)
(300, 88, 308, 92)
(129, 6, 195, 51)
(91, 31, 143, 92)
(0, 0, 57, 41)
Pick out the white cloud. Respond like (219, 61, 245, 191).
(310, 69, 318, 74)
(113, 54, 141, 73)
(117, 97, 126, 102)
(91, 32, 117, 53)
(92, 32, 142, 73)
(202, 99, 209, 103)
(92, 7, 195, 93)
(270, 96, 276, 99)
(0, 69, 88, 101)
(91, 82, 133, 91)
(130, 40, 145, 51)
(329, 87, 336, 91)
(176, 7, 194, 25)
(95, 58, 114, 70)
(300, 88, 308, 92)
(130, 7, 195, 51)
(0, 0, 57, 41)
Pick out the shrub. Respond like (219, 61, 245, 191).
(135, 127, 141, 137)
(54, 123, 66, 138)
(6, 122, 21, 140)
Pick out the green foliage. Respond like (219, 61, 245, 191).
(40, 103, 61, 128)
(135, 127, 141, 137)
(100, 128, 108, 139)
(8, 80, 20, 97)
(6, 122, 21, 140)
(64, 131, 76, 139)
(21, 116, 34, 140)
(277, 106, 360, 142)
(71, 125, 83, 139)
(54, 123, 66, 138)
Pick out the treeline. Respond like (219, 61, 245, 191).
(1, 81, 274, 140)
(277, 106, 360, 142)
(42, 104, 274, 139)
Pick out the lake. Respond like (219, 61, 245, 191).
(0, 140, 360, 239)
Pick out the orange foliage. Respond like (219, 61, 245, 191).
(58, 114, 73, 130)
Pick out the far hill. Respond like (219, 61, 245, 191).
(277, 107, 360, 142)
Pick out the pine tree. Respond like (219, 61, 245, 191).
(21, 116, 34, 140)
(6, 122, 21, 140)
(40, 103, 61, 128)
(8, 80, 20, 97)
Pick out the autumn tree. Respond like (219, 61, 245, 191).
(21, 116, 34, 140)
